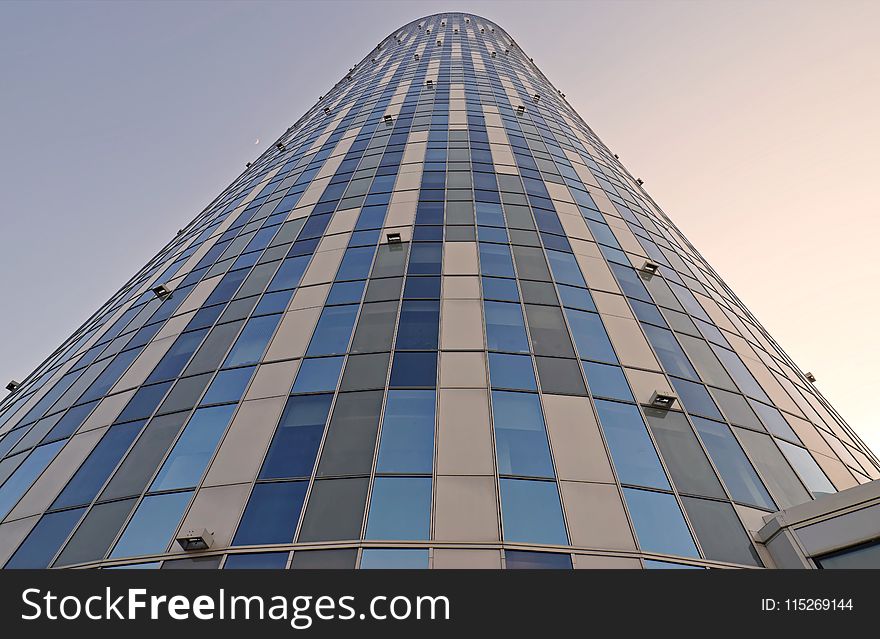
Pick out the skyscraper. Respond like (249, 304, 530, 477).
(0, 12, 877, 570)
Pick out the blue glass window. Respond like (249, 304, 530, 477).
(306, 305, 359, 356)
(204, 269, 248, 305)
(478, 226, 509, 243)
(326, 280, 366, 305)
(475, 201, 505, 226)
(492, 391, 554, 477)
(479, 243, 515, 278)
(78, 349, 140, 403)
(115, 382, 172, 423)
(266, 256, 310, 292)
(610, 263, 652, 303)
(566, 310, 617, 363)
(481, 276, 519, 302)
(110, 491, 193, 558)
(200, 366, 255, 405)
(669, 377, 723, 420)
(583, 362, 633, 401)
(709, 344, 771, 402)
(0, 441, 64, 519)
(43, 401, 99, 442)
(336, 246, 376, 281)
(360, 549, 429, 569)
(499, 479, 568, 545)
(622, 487, 699, 558)
(585, 219, 620, 248)
(52, 420, 146, 509)
(489, 353, 537, 390)
(233, 481, 307, 546)
(224, 552, 289, 569)
(395, 300, 440, 349)
(484, 301, 530, 353)
(629, 299, 667, 327)
(557, 284, 595, 311)
(253, 289, 294, 316)
(365, 477, 432, 540)
(546, 250, 586, 287)
(150, 404, 236, 491)
(692, 417, 776, 510)
(403, 276, 441, 299)
(291, 357, 344, 394)
(595, 400, 669, 489)
(407, 243, 442, 275)
(506, 550, 572, 570)
(644, 559, 704, 569)
(223, 314, 281, 367)
(376, 390, 435, 473)
(5, 507, 86, 569)
(778, 441, 836, 496)
(260, 394, 333, 479)
(389, 352, 437, 388)
(642, 324, 699, 381)
(145, 329, 208, 383)
(749, 400, 798, 441)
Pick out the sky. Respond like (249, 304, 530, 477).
(0, 0, 877, 454)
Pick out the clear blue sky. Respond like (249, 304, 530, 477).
(1, 0, 878, 454)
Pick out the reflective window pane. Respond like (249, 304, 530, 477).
(110, 491, 193, 558)
(260, 394, 333, 479)
(595, 400, 669, 489)
(623, 487, 699, 558)
(499, 478, 568, 545)
(233, 481, 307, 546)
(506, 550, 572, 570)
(365, 477, 432, 540)
(492, 391, 554, 478)
(488, 353, 537, 391)
(360, 549, 429, 569)
(150, 404, 236, 491)
(376, 390, 435, 473)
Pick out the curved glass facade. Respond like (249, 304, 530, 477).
(0, 12, 877, 570)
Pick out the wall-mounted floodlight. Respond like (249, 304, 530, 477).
(176, 529, 214, 552)
(324, 107, 331, 115)
(384, 114, 394, 126)
(6, 380, 20, 393)
(276, 142, 286, 152)
(805, 372, 817, 383)
(649, 391, 677, 410)
(151, 284, 172, 300)
(533, 93, 540, 102)
(426, 79, 433, 88)
(516, 105, 526, 116)
(386, 232, 402, 244)
(640, 260, 660, 276)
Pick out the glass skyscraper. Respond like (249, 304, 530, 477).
(0, 12, 877, 570)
